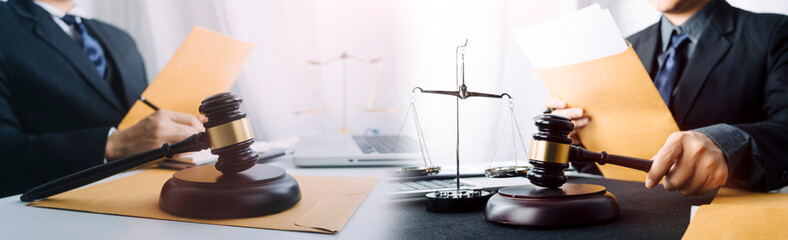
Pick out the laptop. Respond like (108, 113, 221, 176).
(293, 134, 423, 167)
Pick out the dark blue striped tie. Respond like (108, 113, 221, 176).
(61, 15, 107, 78)
(653, 32, 689, 107)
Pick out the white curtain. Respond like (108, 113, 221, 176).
(74, 0, 788, 164)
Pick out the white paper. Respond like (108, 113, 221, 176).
(169, 141, 272, 165)
(515, 4, 628, 69)
(690, 205, 700, 221)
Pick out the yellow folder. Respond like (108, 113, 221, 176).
(28, 169, 378, 234)
(535, 46, 679, 182)
(682, 188, 788, 239)
(118, 26, 255, 130)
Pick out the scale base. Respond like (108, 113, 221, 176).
(159, 164, 301, 219)
(426, 189, 492, 213)
(484, 183, 618, 227)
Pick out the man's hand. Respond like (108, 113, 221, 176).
(646, 131, 728, 195)
(543, 97, 589, 144)
(105, 110, 205, 160)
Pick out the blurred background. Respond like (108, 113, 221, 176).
(72, 0, 788, 165)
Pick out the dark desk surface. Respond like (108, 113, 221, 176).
(388, 177, 716, 240)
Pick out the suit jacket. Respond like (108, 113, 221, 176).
(628, 0, 788, 191)
(0, 0, 147, 197)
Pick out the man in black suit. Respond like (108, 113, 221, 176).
(546, 0, 788, 194)
(0, 0, 204, 198)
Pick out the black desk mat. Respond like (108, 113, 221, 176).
(388, 177, 716, 240)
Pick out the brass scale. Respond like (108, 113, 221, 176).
(391, 40, 532, 210)
(294, 40, 533, 209)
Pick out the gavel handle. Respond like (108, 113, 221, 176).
(569, 146, 653, 172)
(20, 133, 209, 202)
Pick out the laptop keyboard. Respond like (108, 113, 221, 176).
(390, 179, 474, 192)
(352, 135, 418, 154)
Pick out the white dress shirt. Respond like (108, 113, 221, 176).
(33, 1, 92, 43)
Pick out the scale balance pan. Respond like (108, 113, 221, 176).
(389, 165, 441, 178)
(426, 189, 492, 213)
(484, 183, 619, 227)
(484, 166, 530, 178)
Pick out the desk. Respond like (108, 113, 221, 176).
(389, 177, 716, 240)
(0, 158, 733, 239)
(0, 156, 395, 240)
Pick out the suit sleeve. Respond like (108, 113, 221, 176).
(0, 49, 110, 197)
(697, 19, 788, 192)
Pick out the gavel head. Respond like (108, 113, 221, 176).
(199, 92, 258, 174)
(526, 114, 574, 188)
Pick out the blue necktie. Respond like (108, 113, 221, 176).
(61, 15, 107, 78)
(653, 33, 689, 107)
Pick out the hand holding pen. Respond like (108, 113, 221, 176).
(103, 97, 205, 161)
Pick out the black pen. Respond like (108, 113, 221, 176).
(139, 96, 159, 111)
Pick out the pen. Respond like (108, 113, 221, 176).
(139, 96, 159, 111)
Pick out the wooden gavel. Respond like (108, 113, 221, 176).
(526, 114, 653, 188)
(21, 93, 263, 201)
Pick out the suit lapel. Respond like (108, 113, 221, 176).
(32, 14, 124, 113)
(633, 24, 660, 78)
(671, 1, 734, 125)
(83, 20, 138, 110)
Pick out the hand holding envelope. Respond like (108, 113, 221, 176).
(516, 4, 680, 182)
(106, 27, 254, 161)
(516, 4, 729, 196)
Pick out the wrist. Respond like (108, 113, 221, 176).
(105, 127, 119, 160)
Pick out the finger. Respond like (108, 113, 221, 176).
(665, 137, 705, 191)
(664, 152, 696, 191)
(571, 117, 590, 129)
(695, 176, 721, 195)
(679, 168, 709, 196)
(198, 115, 208, 123)
(697, 167, 727, 195)
(163, 123, 200, 143)
(167, 111, 205, 131)
(551, 108, 585, 120)
(646, 134, 684, 188)
(543, 98, 567, 109)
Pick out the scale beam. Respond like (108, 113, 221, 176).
(412, 87, 511, 100)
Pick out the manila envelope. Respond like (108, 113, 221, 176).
(118, 26, 254, 130)
(681, 188, 788, 239)
(682, 204, 788, 239)
(28, 169, 378, 234)
(535, 47, 679, 182)
(710, 187, 788, 208)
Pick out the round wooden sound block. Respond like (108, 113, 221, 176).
(159, 164, 301, 219)
(484, 183, 618, 227)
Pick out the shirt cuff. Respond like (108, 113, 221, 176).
(693, 123, 752, 171)
(104, 127, 118, 163)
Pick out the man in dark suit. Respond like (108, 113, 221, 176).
(546, 0, 788, 194)
(0, 0, 204, 198)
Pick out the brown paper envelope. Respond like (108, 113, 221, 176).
(28, 169, 378, 234)
(535, 47, 679, 181)
(294, 193, 369, 233)
(682, 204, 788, 240)
(118, 26, 254, 130)
(710, 188, 788, 208)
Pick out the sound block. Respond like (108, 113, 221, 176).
(159, 164, 301, 219)
(484, 183, 618, 227)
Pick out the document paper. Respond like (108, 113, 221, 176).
(28, 169, 378, 234)
(515, 4, 679, 181)
(683, 188, 788, 239)
(118, 26, 255, 130)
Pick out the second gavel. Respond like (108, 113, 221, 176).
(526, 114, 654, 188)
